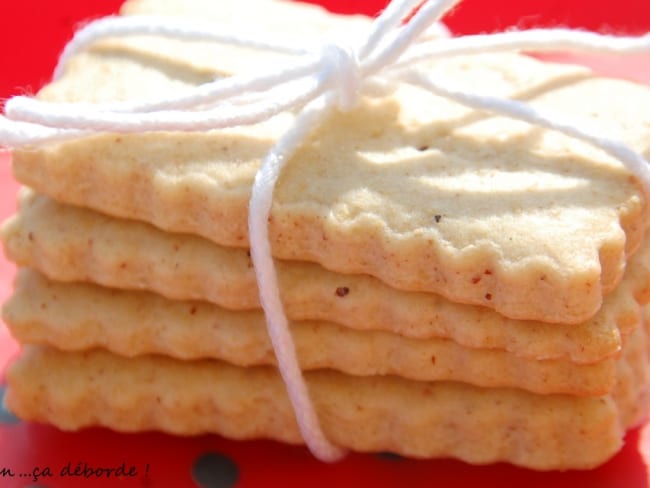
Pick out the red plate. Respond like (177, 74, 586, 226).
(1, 1, 650, 487)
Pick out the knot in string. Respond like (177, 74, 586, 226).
(321, 43, 362, 112)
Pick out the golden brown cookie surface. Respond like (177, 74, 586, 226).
(11, 0, 650, 323)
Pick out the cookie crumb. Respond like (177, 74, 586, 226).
(335, 286, 350, 297)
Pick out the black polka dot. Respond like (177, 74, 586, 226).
(0, 385, 20, 424)
(191, 452, 239, 488)
(376, 451, 404, 461)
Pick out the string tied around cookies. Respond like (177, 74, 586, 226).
(2, 0, 650, 463)
(321, 43, 362, 111)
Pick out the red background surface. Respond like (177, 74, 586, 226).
(1, 1, 650, 487)
(1, 0, 650, 104)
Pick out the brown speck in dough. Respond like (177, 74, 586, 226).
(335, 286, 350, 297)
(434, 215, 442, 223)
(485, 293, 493, 301)
(471, 276, 481, 284)
(27, 232, 34, 241)
(431, 356, 436, 365)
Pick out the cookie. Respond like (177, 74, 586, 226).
(10, 0, 650, 323)
(3, 191, 647, 363)
(5, 319, 648, 471)
(4, 269, 633, 395)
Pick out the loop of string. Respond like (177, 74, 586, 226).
(1, 0, 650, 462)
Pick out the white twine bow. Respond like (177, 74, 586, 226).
(2, 0, 650, 462)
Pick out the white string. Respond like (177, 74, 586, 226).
(363, 0, 460, 75)
(358, 0, 423, 59)
(402, 69, 650, 195)
(5, 77, 325, 132)
(248, 94, 344, 461)
(57, 57, 322, 114)
(2, 0, 650, 462)
(53, 15, 310, 80)
(393, 29, 650, 69)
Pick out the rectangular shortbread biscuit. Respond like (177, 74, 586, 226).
(11, 0, 650, 324)
(4, 317, 649, 471)
(4, 269, 634, 395)
(3, 191, 648, 363)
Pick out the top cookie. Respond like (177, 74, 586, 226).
(11, 0, 650, 323)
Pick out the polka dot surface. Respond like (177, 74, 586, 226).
(0, 385, 20, 425)
(191, 452, 239, 488)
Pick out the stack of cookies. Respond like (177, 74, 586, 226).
(2, 0, 650, 470)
